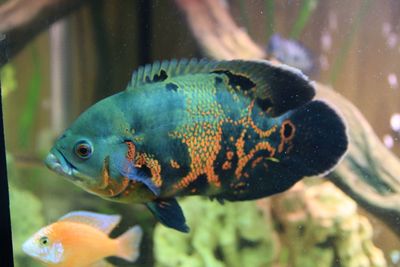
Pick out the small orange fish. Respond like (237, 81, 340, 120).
(22, 211, 142, 267)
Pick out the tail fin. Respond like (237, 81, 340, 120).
(115, 225, 143, 262)
(222, 100, 348, 201)
(280, 100, 348, 176)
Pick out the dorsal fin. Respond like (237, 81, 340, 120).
(58, 211, 121, 234)
(128, 58, 218, 89)
(127, 59, 315, 116)
(212, 60, 315, 116)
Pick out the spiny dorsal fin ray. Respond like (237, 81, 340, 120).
(127, 59, 315, 116)
(128, 58, 216, 88)
(58, 211, 121, 234)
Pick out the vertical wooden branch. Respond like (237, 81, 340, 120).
(175, 0, 265, 60)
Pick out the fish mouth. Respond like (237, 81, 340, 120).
(45, 150, 70, 175)
(45, 149, 75, 177)
(44, 148, 88, 184)
(22, 239, 34, 257)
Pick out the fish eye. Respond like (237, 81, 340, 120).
(39, 236, 49, 247)
(74, 140, 93, 159)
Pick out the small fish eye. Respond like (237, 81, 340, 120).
(39, 236, 49, 246)
(74, 140, 93, 159)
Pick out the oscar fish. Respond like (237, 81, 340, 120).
(45, 59, 348, 232)
(22, 211, 142, 267)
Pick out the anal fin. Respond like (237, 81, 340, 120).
(146, 198, 189, 233)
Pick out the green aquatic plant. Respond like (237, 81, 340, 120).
(0, 64, 17, 98)
(290, 0, 318, 39)
(272, 182, 387, 267)
(329, 0, 373, 85)
(265, 0, 275, 40)
(6, 154, 44, 267)
(9, 183, 45, 257)
(238, 0, 251, 36)
(18, 45, 42, 148)
(154, 196, 276, 267)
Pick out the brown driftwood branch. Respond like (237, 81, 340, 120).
(175, 0, 265, 60)
(318, 87, 400, 236)
(0, 0, 89, 67)
(175, 0, 400, 237)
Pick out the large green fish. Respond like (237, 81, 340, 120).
(45, 59, 348, 232)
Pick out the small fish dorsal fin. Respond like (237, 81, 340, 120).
(128, 59, 315, 116)
(58, 211, 121, 234)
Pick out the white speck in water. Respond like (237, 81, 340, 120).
(328, 12, 337, 31)
(319, 55, 329, 70)
(383, 134, 394, 149)
(391, 250, 400, 264)
(387, 33, 398, 48)
(387, 73, 398, 89)
(382, 22, 391, 36)
(390, 113, 400, 132)
(321, 31, 332, 52)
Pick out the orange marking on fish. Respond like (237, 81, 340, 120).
(232, 181, 246, 189)
(170, 160, 180, 169)
(125, 141, 136, 162)
(174, 121, 222, 189)
(89, 158, 130, 198)
(247, 100, 277, 138)
(222, 161, 232, 170)
(226, 151, 234, 160)
(235, 141, 276, 178)
(172, 88, 279, 191)
(134, 154, 146, 167)
(134, 153, 163, 187)
(235, 128, 247, 159)
(278, 120, 296, 153)
(251, 156, 263, 169)
(147, 158, 163, 187)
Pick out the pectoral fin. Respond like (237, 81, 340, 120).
(110, 154, 160, 196)
(146, 198, 189, 233)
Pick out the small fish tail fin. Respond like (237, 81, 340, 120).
(279, 100, 348, 176)
(115, 225, 143, 262)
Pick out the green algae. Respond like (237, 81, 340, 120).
(154, 196, 276, 267)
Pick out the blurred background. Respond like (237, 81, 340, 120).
(1, 0, 400, 266)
